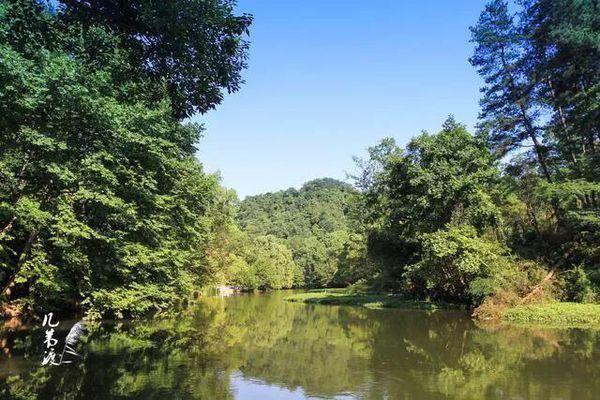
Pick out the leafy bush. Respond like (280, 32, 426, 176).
(559, 266, 597, 303)
(404, 225, 516, 304)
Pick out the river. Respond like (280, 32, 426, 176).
(1, 291, 599, 399)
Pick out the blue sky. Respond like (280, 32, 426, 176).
(193, 0, 487, 198)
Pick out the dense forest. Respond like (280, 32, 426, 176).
(0, 0, 599, 319)
(357, 0, 600, 313)
(237, 178, 365, 288)
(0, 0, 252, 318)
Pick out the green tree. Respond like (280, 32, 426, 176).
(470, 0, 553, 182)
(404, 225, 516, 303)
(520, 0, 599, 178)
(248, 235, 302, 290)
(58, 0, 252, 119)
(0, 0, 252, 317)
(355, 118, 512, 298)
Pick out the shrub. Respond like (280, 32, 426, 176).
(404, 225, 516, 304)
(560, 266, 597, 303)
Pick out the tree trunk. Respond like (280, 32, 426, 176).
(547, 79, 580, 169)
(499, 45, 553, 183)
(519, 269, 555, 305)
(2, 230, 37, 300)
(519, 104, 553, 182)
(0, 217, 16, 239)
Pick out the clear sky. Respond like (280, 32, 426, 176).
(193, 0, 487, 198)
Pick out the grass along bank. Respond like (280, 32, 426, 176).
(284, 290, 456, 310)
(502, 302, 600, 328)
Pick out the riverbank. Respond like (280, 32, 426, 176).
(284, 290, 455, 310)
(285, 290, 600, 328)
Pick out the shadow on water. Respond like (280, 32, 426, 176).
(1, 290, 600, 399)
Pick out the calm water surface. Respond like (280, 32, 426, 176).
(1, 291, 600, 399)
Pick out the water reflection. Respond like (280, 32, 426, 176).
(1, 291, 600, 399)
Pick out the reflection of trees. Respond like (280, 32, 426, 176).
(0, 302, 238, 400)
(224, 293, 377, 396)
(1, 295, 600, 399)
(365, 314, 600, 400)
(0, 293, 379, 399)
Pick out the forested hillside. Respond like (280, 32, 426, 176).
(238, 178, 354, 239)
(236, 178, 367, 287)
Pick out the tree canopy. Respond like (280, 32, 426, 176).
(0, 0, 251, 318)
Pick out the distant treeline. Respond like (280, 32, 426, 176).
(231, 178, 365, 289)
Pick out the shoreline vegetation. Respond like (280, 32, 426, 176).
(284, 290, 600, 328)
(502, 303, 600, 328)
(284, 289, 457, 311)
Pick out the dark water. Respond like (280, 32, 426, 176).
(1, 291, 600, 399)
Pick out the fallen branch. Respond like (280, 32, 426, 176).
(519, 269, 556, 305)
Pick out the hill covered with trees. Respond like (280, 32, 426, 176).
(236, 178, 367, 288)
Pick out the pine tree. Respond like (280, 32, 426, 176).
(470, 0, 553, 182)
